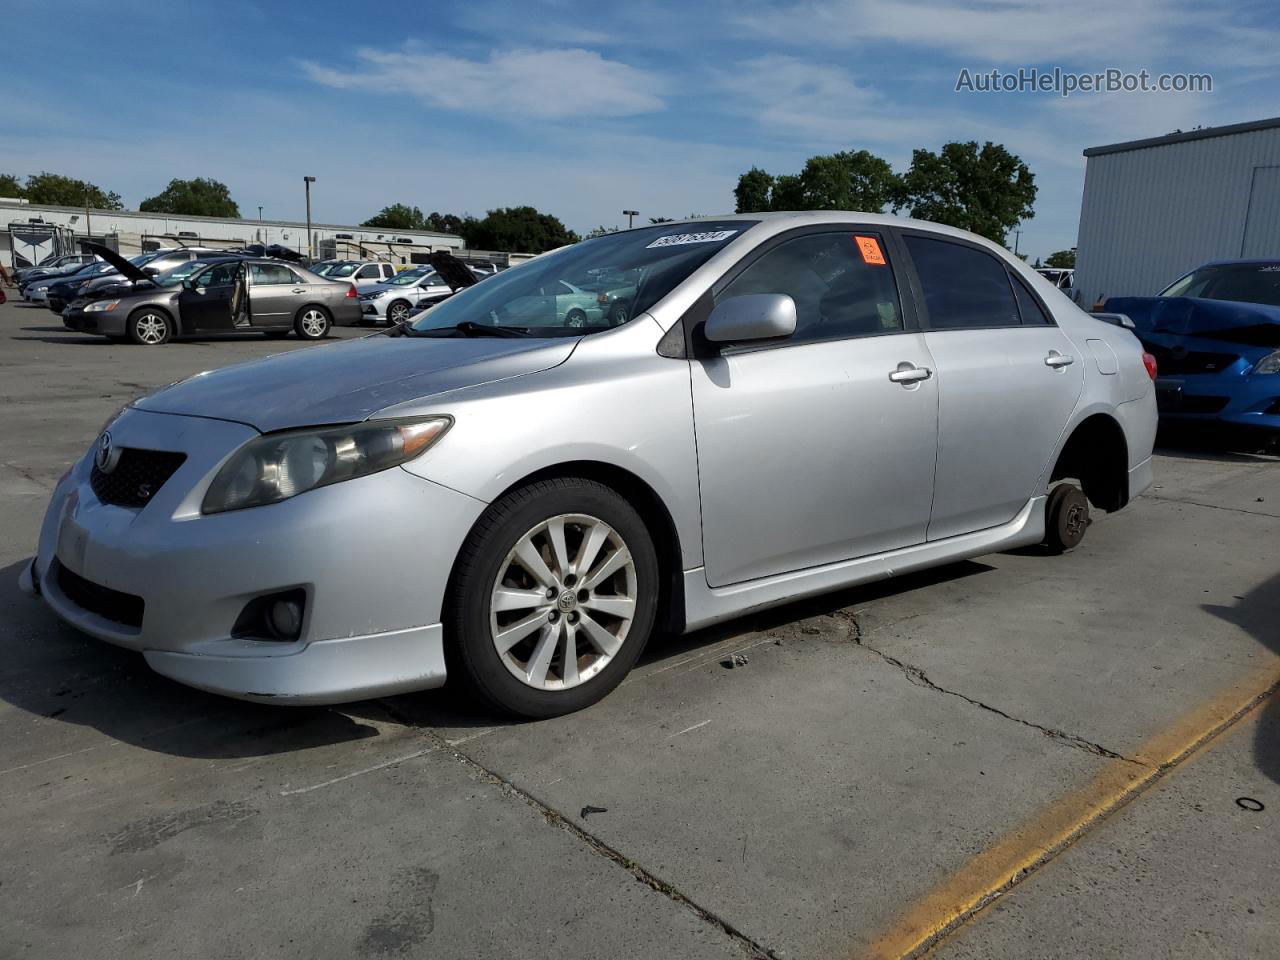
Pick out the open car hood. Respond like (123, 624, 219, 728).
(85, 242, 150, 283)
(133, 334, 577, 433)
(1103, 296, 1280, 349)
(427, 252, 480, 292)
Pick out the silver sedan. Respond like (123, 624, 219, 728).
(21, 212, 1157, 717)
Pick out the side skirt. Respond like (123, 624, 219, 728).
(681, 497, 1047, 632)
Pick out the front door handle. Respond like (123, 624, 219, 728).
(1045, 351, 1075, 368)
(888, 363, 933, 384)
(291, 288, 307, 294)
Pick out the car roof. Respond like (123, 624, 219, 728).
(1195, 258, 1280, 269)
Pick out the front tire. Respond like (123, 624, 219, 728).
(446, 478, 660, 718)
(294, 305, 331, 340)
(386, 299, 411, 326)
(127, 308, 173, 346)
(1045, 483, 1089, 553)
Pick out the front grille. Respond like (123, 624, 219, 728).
(54, 561, 144, 628)
(1145, 345, 1239, 375)
(90, 448, 187, 508)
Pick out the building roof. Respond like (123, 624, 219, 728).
(1083, 116, 1280, 158)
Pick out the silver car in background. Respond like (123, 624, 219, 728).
(21, 212, 1157, 718)
(358, 268, 455, 324)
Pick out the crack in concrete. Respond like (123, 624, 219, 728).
(374, 701, 779, 960)
(1143, 493, 1278, 520)
(834, 610, 1147, 766)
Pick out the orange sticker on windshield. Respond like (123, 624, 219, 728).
(855, 236, 886, 265)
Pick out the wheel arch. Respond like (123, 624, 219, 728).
(1050, 411, 1130, 512)
(453, 459, 687, 637)
(294, 301, 333, 321)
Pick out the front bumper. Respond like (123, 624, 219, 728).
(1155, 373, 1280, 432)
(62, 301, 127, 336)
(25, 408, 487, 703)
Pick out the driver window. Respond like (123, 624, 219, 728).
(194, 263, 238, 289)
(357, 265, 380, 279)
(718, 232, 903, 343)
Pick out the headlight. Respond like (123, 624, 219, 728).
(201, 417, 451, 514)
(34, 285, 48, 293)
(85, 299, 120, 312)
(1253, 350, 1280, 375)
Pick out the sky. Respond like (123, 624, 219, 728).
(3, 0, 1278, 262)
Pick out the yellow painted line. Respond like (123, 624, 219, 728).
(862, 668, 1280, 960)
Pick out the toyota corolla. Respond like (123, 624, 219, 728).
(20, 213, 1157, 718)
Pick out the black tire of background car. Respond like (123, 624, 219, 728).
(1045, 483, 1090, 553)
(608, 301, 631, 325)
(565, 308, 587, 328)
(293, 305, 332, 340)
(387, 300, 411, 326)
(444, 477, 660, 719)
(127, 308, 174, 346)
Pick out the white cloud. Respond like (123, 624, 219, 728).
(302, 46, 665, 119)
(733, 0, 1276, 66)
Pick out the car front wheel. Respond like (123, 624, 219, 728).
(387, 300, 411, 325)
(446, 478, 659, 718)
(128, 308, 173, 345)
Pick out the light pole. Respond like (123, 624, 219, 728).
(623, 209, 638, 229)
(303, 176, 316, 259)
(258, 206, 264, 244)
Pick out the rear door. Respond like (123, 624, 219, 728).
(690, 227, 939, 587)
(899, 231, 1084, 540)
(247, 262, 299, 325)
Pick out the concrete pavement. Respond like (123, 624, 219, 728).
(1, 297, 1276, 959)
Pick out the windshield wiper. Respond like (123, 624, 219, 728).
(408, 321, 534, 338)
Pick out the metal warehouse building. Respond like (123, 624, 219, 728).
(0, 199, 468, 272)
(1074, 116, 1280, 309)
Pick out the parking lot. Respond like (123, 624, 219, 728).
(1, 295, 1277, 959)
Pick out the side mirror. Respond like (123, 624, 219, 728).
(181, 279, 195, 290)
(704, 293, 797, 343)
(143, 267, 160, 276)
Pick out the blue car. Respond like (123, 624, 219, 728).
(1104, 259, 1280, 440)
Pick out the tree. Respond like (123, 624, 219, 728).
(140, 177, 239, 217)
(1045, 249, 1076, 268)
(23, 172, 122, 209)
(585, 225, 618, 239)
(425, 212, 463, 234)
(0, 173, 23, 198)
(894, 141, 1036, 244)
(648, 216, 674, 224)
(792, 150, 898, 212)
(734, 167, 774, 213)
(459, 206, 579, 253)
(362, 203, 428, 230)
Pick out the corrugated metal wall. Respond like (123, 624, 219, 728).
(1074, 126, 1280, 308)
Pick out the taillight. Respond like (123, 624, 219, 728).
(1142, 352, 1158, 380)
(346, 284, 357, 298)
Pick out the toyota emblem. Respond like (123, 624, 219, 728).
(95, 431, 121, 474)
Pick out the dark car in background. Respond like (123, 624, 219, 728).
(1104, 259, 1280, 441)
(64, 249, 360, 344)
(44, 257, 153, 313)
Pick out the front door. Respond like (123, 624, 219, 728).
(690, 229, 939, 588)
(177, 261, 245, 332)
(899, 232, 1085, 540)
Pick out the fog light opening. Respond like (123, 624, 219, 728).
(232, 588, 307, 642)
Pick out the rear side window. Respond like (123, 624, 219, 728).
(250, 263, 295, 285)
(905, 235, 1020, 329)
(357, 264, 381, 279)
(718, 232, 903, 344)
(1011, 274, 1052, 324)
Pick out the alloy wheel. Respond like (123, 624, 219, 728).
(389, 302, 409, 324)
(300, 309, 328, 337)
(489, 513, 637, 690)
(135, 313, 167, 344)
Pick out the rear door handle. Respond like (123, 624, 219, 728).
(1045, 351, 1074, 368)
(291, 288, 307, 294)
(888, 363, 933, 384)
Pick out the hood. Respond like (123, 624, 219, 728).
(133, 333, 578, 432)
(1103, 296, 1280, 350)
(428, 252, 479, 292)
(86, 242, 150, 282)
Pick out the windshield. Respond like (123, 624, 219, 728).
(327, 262, 360, 278)
(407, 222, 754, 337)
(1161, 263, 1280, 308)
(389, 269, 432, 286)
(155, 259, 219, 287)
